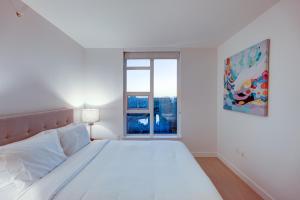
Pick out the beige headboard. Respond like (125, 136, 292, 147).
(0, 109, 73, 146)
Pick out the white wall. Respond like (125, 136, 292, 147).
(84, 48, 218, 154)
(181, 49, 218, 155)
(84, 48, 124, 137)
(217, 0, 300, 199)
(0, 0, 84, 116)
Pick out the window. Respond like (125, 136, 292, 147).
(124, 52, 180, 137)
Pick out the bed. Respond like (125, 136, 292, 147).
(0, 109, 222, 200)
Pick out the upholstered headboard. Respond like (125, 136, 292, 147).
(0, 109, 73, 146)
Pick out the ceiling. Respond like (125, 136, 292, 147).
(23, 0, 279, 48)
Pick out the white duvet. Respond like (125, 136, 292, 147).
(17, 140, 222, 200)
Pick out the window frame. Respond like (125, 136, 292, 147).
(123, 52, 181, 138)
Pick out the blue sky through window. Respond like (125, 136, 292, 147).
(154, 59, 177, 97)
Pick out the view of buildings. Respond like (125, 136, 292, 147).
(127, 96, 177, 134)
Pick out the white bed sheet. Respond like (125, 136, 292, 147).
(0, 183, 18, 200)
(17, 140, 222, 200)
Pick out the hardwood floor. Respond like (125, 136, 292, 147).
(196, 157, 263, 200)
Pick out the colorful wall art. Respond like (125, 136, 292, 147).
(224, 39, 270, 116)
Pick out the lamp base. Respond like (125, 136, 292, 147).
(88, 123, 94, 140)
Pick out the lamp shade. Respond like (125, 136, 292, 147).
(81, 109, 100, 123)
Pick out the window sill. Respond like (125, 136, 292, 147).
(123, 134, 182, 139)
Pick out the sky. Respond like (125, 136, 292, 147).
(127, 59, 177, 97)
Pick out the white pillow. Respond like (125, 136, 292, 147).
(57, 123, 90, 156)
(0, 130, 67, 192)
(31, 128, 57, 138)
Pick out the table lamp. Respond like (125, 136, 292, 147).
(81, 108, 100, 139)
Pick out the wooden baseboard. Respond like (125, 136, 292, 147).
(218, 154, 274, 200)
(192, 152, 217, 157)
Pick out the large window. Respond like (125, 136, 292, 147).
(124, 52, 180, 137)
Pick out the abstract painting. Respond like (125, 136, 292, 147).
(224, 39, 270, 116)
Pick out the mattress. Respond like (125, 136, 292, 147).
(17, 140, 222, 200)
